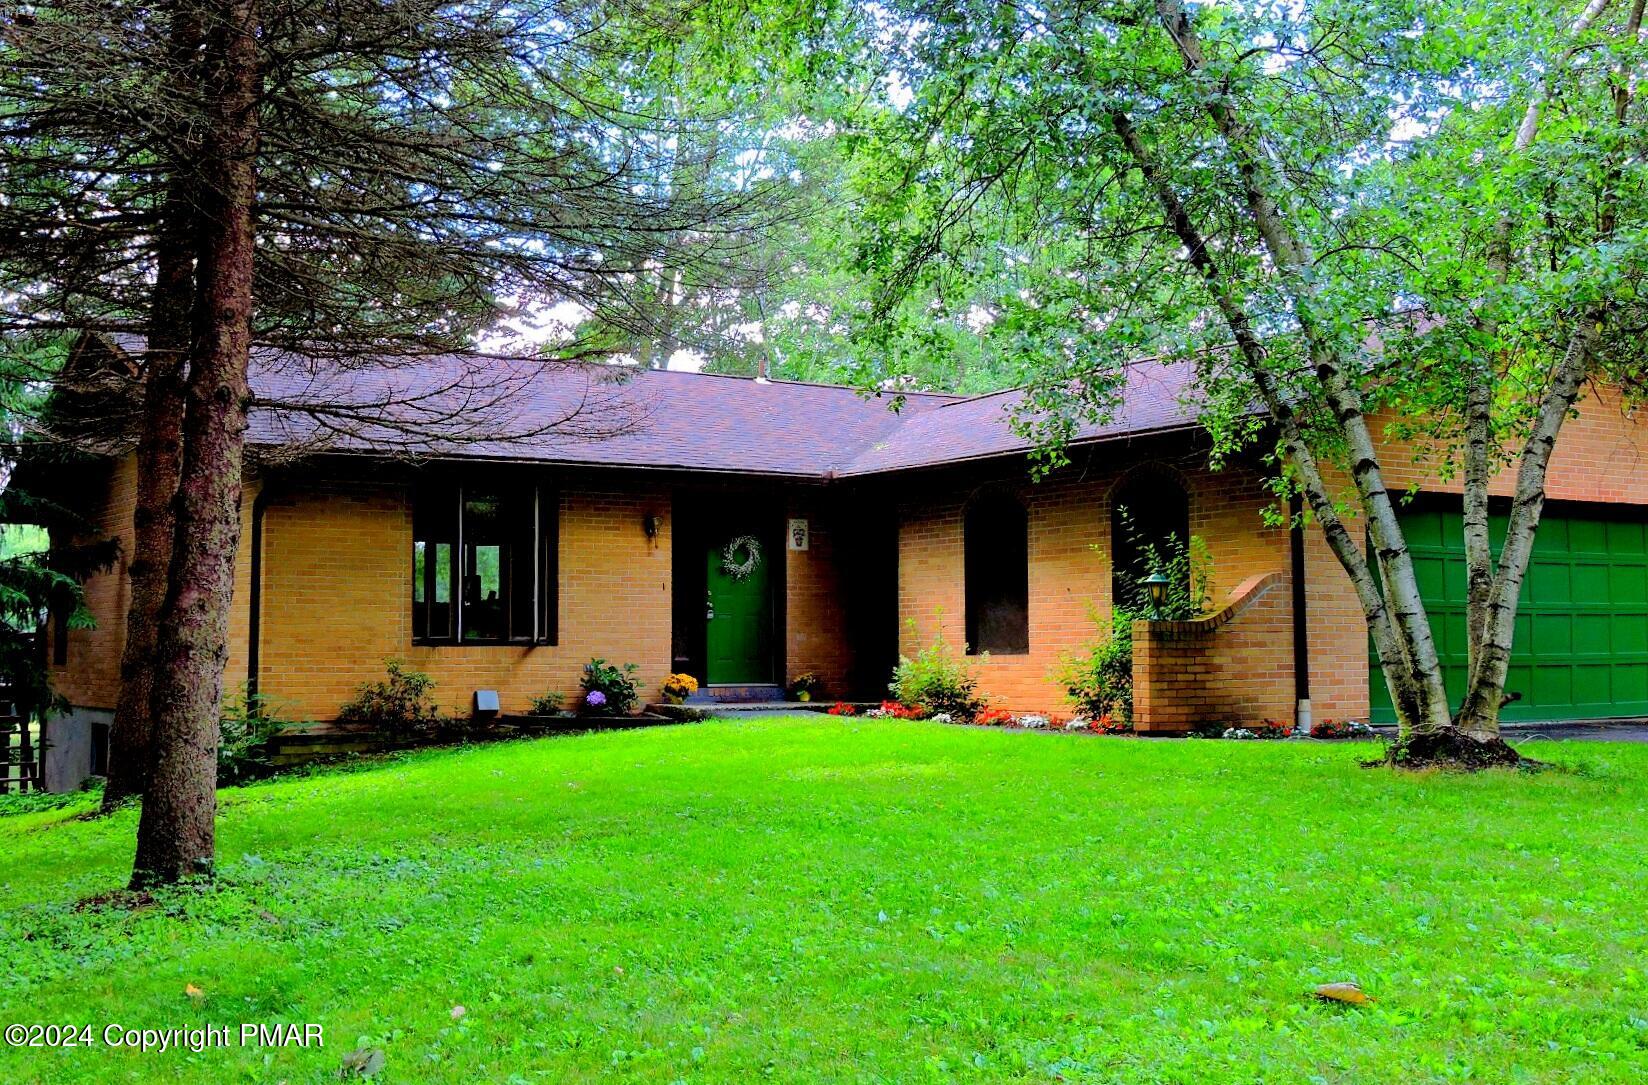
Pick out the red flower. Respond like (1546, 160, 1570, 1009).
(827, 702, 858, 716)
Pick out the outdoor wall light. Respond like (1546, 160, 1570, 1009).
(1143, 572, 1170, 617)
(643, 514, 663, 540)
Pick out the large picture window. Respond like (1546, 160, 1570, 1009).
(413, 482, 557, 645)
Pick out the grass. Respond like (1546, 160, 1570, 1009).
(3, 717, 1647, 1084)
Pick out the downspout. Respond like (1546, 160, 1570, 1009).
(1289, 491, 1312, 734)
(247, 483, 271, 707)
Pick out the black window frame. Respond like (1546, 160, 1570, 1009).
(413, 481, 558, 647)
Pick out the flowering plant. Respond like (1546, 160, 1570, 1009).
(1016, 714, 1050, 730)
(789, 672, 822, 701)
(1222, 726, 1257, 740)
(1251, 719, 1293, 740)
(867, 700, 927, 720)
(662, 673, 699, 702)
(1310, 718, 1374, 739)
(975, 707, 1014, 726)
(580, 657, 638, 715)
(1093, 714, 1132, 735)
(826, 701, 858, 716)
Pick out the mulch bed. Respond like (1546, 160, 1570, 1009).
(1366, 727, 1545, 771)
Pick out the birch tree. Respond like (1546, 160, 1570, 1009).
(839, 0, 1648, 763)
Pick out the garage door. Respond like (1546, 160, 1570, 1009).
(1370, 507, 1648, 723)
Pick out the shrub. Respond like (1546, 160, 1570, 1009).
(581, 658, 639, 715)
(218, 685, 290, 784)
(527, 691, 565, 716)
(338, 659, 441, 739)
(890, 625, 984, 721)
(1111, 512, 1215, 618)
(1055, 612, 1134, 722)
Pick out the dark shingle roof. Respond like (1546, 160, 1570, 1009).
(97, 335, 1206, 478)
(841, 358, 1204, 475)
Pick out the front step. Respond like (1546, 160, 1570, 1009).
(649, 700, 839, 720)
(686, 684, 785, 704)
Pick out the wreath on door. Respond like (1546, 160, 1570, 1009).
(721, 535, 763, 580)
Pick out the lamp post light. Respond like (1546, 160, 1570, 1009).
(1142, 572, 1170, 619)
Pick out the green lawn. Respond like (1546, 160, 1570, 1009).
(3, 719, 1647, 1083)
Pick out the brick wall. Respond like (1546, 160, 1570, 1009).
(1132, 572, 1295, 732)
(894, 445, 1293, 713)
(257, 475, 674, 719)
(784, 494, 852, 697)
(50, 455, 138, 710)
(50, 456, 258, 712)
(55, 460, 856, 722)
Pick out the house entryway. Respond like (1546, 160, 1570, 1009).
(671, 495, 785, 699)
(705, 531, 775, 685)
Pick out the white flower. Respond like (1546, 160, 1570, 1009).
(1017, 714, 1050, 730)
(1064, 717, 1089, 731)
(1222, 727, 1258, 740)
(929, 712, 953, 724)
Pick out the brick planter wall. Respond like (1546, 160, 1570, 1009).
(1132, 571, 1295, 733)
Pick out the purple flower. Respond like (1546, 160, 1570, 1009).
(585, 690, 607, 707)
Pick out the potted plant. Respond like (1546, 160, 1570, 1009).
(662, 673, 699, 705)
(789, 672, 821, 702)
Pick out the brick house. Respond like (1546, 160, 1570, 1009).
(31, 333, 1648, 777)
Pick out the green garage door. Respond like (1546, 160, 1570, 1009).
(1370, 508, 1648, 723)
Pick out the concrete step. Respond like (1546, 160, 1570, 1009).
(649, 700, 847, 720)
(686, 685, 786, 704)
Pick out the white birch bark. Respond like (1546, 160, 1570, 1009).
(1109, 111, 1431, 729)
(1154, 0, 1455, 733)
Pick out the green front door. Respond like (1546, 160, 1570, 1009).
(1370, 508, 1648, 723)
(706, 534, 773, 684)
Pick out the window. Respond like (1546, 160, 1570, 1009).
(1110, 470, 1190, 611)
(964, 493, 1029, 655)
(413, 482, 557, 645)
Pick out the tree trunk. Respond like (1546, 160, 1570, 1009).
(1460, 0, 1618, 736)
(1456, 0, 1642, 737)
(131, 0, 259, 887)
(1154, 0, 1455, 734)
(1108, 109, 1430, 730)
(1456, 328, 1594, 734)
(101, 4, 201, 813)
